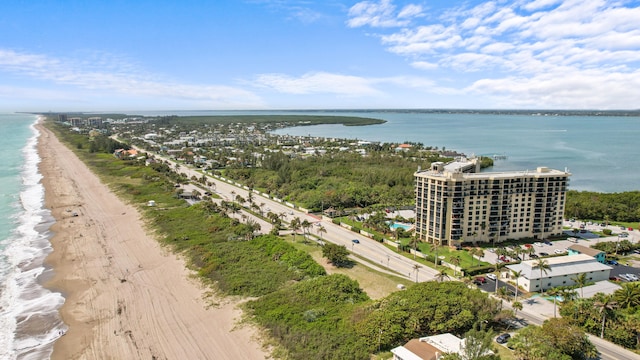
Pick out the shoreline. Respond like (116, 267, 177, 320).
(38, 122, 268, 359)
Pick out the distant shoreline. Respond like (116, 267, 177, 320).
(25, 108, 640, 118)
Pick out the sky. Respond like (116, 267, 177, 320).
(1, 0, 639, 111)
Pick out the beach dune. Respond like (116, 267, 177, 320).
(38, 123, 268, 359)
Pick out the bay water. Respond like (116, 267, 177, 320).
(269, 111, 640, 193)
(0, 113, 66, 360)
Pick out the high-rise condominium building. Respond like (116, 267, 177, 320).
(415, 160, 570, 247)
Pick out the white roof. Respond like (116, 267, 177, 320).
(507, 254, 612, 280)
(390, 346, 424, 360)
(420, 333, 463, 354)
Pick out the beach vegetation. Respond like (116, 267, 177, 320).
(565, 190, 640, 224)
(45, 119, 509, 359)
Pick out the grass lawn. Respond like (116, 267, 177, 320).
(284, 235, 411, 299)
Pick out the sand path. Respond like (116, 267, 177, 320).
(39, 123, 268, 359)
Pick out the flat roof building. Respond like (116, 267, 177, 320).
(391, 333, 493, 360)
(415, 162, 570, 247)
(506, 254, 611, 292)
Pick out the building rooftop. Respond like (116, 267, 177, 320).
(568, 244, 605, 257)
(416, 166, 570, 180)
(507, 254, 612, 280)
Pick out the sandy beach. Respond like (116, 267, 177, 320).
(38, 122, 268, 359)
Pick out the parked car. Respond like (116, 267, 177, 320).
(607, 260, 619, 265)
(533, 242, 543, 247)
(486, 273, 497, 281)
(540, 252, 549, 256)
(610, 276, 622, 281)
(619, 274, 634, 281)
(530, 254, 539, 259)
(474, 276, 487, 284)
(544, 240, 552, 245)
(620, 273, 638, 282)
(496, 333, 511, 344)
(351, 239, 360, 244)
(554, 249, 566, 254)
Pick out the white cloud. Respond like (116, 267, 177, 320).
(254, 72, 382, 96)
(352, 0, 640, 108)
(0, 49, 263, 107)
(411, 61, 438, 70)
(347, 0, 423, 28)
(466, 68, 640, 109)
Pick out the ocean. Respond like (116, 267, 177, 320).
(0, 113, 66, 360)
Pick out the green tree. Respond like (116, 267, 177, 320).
(534, 258, 551, 292)
(290, 217, 301, 242)
(451, 255, 462, 277)
(546, 287, 561, 318)
(512, 301, 523, 318)
(571, 273, 588, 299)
(440, 328, 499, 360)
(509, 318, 597, 360)
(511, 269, 523, 302)
(613, 282, 640, 310)
(321, 243, 350, 267)
(594, 293, 618, 338)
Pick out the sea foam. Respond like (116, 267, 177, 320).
(0, 119, 67, 360)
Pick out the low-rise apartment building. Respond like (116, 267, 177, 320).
(506, 254, 612, 292)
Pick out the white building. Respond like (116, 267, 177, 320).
(392, 333, 493, 360)
(506, 254, 612, 292)
(415, 162, 570, 247)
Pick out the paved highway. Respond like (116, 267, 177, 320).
(135, 147, 640, 359)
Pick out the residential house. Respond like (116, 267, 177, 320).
(391, 333, 491, 360)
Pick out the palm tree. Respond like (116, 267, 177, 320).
(290, 217, 301, 242)
(316, 225, 327, 243)
(245, 219, 261, 240)
(614, 283, 640, 310)
(511, 269, 523, 302)
(409, 235, 419, 259)
(526, 246, 535, 260)
(571, 273, 588, 298)
(546, 287, 561, 318)
(594, 293, 618, 338)
(430, 239, 440, 266)
(435, 269, 450, 282)
(512, 301, 523, 318)
(301, 219, 312, 242)
(493, 264, 502, 293)
(469, 248, 479, 267)
(413, 264, 422, 283)
(450, 255, 462, 277)
(534, 258, 551, 292)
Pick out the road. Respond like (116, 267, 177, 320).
(137, 147, 640, 360)
(146, 153, 439, 283)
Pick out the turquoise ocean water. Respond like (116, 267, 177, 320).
(0, 113, 65, 360)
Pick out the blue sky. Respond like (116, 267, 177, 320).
(1, 0, 639, 111)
